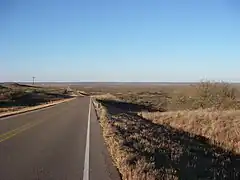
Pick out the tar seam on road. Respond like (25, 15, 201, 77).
(83, 98, 91, 180)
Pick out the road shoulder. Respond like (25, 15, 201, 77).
(89, 100, 121, 180)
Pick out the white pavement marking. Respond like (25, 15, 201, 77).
(83, 98, 91, 180)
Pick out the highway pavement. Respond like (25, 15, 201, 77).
(0, 97, 120, 180)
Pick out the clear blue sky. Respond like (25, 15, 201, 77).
(1, 0, 240, 82)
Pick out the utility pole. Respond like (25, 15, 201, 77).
(32, 76, 35, 85)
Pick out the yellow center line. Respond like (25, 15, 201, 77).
(0, 120, 44, 143)
(0, 122, 35, 138)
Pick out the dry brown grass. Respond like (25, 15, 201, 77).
(95, 99, 240, 180)
(116, 82, 240, 111)
(140, 110, 240, 154)
(92, 82, 240, 180)
(0, 83, 74, 114)
(82, 82, 240, 111)
(94, 101, 161, 180)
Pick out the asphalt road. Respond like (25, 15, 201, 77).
(0, 97, 120, 180)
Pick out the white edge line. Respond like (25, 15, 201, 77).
(83, 98, 91, 180)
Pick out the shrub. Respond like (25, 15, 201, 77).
(192, 81, 239, 109)
(170, 82, 240, 110)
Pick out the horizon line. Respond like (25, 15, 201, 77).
(1, 81, 240, 84)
